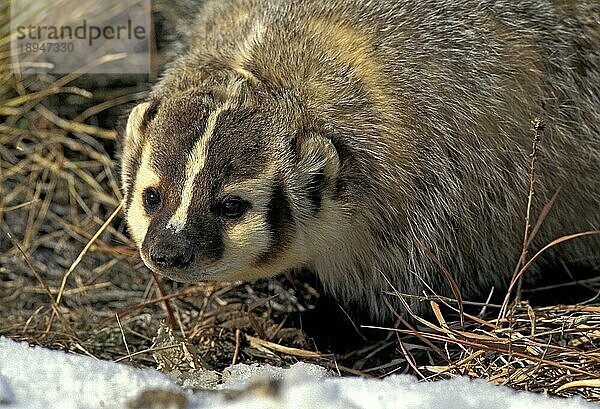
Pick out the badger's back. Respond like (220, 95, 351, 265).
(148, 0, 599, 321)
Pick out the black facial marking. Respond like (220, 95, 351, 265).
(150, 93, 211, 188)
(205, 107, 269, 182)
(255, 177, 294, 265)
(187, 217, 225, 263)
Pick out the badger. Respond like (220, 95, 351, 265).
(120, 0, 600, 323)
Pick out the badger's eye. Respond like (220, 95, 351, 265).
(143, 187, 162, 212)
(220, 196, 249, 219)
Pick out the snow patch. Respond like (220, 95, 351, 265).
(0, 337, 176, 409)
(0, 337, 595, 409)
(220, 361, 329, 389)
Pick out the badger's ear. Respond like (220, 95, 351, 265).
(119, 101, 154, 202)
(290, 131, 340, 216)
(294, 132, 340, 182)
(122, 102, 151, 151)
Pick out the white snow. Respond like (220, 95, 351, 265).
(0, 336, 595, 409)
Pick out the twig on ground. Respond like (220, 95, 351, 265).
(116, 313, 131, 361)
(44, 202, 123, 337)
(513, 118, 545, 305)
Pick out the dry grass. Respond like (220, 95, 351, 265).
(368, 297, 600, 400)
(1, 2, 599, 403)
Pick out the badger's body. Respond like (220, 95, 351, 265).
(121, 0, 600, 322)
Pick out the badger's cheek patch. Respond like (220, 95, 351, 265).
(126, 144, 160, 248)
(126, 200, 152, 248)
(222, 214, 270, 264)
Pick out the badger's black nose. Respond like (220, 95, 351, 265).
(149, 241, 195, 269)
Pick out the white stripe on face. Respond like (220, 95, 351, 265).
(166, 105, 228, 232)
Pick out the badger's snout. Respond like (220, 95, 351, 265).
(150, 242, 195, 269)
(141, 217, 226, 281)
(147, 233, 195, 270)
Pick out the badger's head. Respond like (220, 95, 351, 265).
(120, 80, 342, 283)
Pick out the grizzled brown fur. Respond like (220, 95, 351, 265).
(121, 0, 600, 322)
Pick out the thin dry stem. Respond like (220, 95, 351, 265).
(513, 118, 545, 303)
